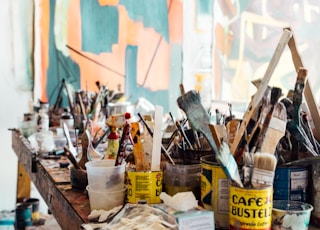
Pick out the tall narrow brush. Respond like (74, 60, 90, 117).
(251, 152, 277, 188)
(291, 68, 307, 160)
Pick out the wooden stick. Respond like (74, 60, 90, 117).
(208, 124, 221, 148)
(78, 93, 87, 122)
(230, 29, 292, 156)
(151, 105, 163, 171)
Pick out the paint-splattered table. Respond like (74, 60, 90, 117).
(11, 130, 90, 230)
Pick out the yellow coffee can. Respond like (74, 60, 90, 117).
(126, 171, 163, 204)
(229, 184, 273, 230)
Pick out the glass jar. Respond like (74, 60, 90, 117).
(60, 108, 74, 129)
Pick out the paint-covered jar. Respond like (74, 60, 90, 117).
(37, 109, 49, 132)
(15, 203, 32, 230)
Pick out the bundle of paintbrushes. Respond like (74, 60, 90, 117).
(177, 90, 243, 187)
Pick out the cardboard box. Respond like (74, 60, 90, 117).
(173, 209, 215, 230)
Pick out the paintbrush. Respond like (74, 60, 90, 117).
(64, 146, 81, 170)
(78, 129, 90, 169)
(62, 79, 75, 115)
(114, 122, 132, 166)
(131, 121, 146, 171)
(291, 68, 307, 160)
(177, 90, 243, 187)
(63, 123, 78, 158)
(255, 87, 285, 154)
(286, 120, 318, 156)
(259, 102, 287, 154)
(251, 152, 277, 188)
(53, 79, 65, 114)
(300, 111, 320, 154)
(225, 102, 240, 146)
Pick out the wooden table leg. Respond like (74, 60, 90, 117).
(16, 161, 31, 202)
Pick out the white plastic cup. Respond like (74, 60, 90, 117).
(86, 185, 126, 211)
(85, 160, 125, 191)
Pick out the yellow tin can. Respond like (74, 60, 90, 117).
(126, 171, 163, 204)
(201, 155, 229, 229)
(229, 184, 273, 230)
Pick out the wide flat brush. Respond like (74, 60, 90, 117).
(259, 102, 287, 154)
(251, 152, 277, 188)
(256, 87, 286, 155)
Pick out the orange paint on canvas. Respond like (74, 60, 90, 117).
(98, 0, 119, 6)
(168, 0, 182, 43)
(135, 27, 170, 90)
(67, 0, 124, 93)
(38, 0, 50, 102)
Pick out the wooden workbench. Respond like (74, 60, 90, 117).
(11, 130, 90, 230)
(12, 130, 320, 230)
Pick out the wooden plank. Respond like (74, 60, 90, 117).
(16, 161, 31, 201)
(11, 130, 89, 230)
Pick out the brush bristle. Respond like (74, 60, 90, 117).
(251, 152, 277, 188)
(254, 152, 277, 171)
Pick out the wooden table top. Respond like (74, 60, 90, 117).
(11, 130, 90, 230)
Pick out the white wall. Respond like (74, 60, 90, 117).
(0, 0, 34, 211)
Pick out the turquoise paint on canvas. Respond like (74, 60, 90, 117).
(119, 0, 169, 42)
(125, 45, 170, 112)
(169, 44, 182, 117)
(196, 0, 213, 15)
(47, 0, 80, 107)
(80, 0, 119, 53)
(124, 45, 137, 98)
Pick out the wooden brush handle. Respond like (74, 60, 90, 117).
(208, 124, 221, 149)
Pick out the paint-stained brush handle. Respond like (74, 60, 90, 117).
(64, 146, 81, 170)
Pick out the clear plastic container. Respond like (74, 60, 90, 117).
(86, 185, 126, 211)
(164, 162, 201, 199)
(85, 160, 126, 191)
(165, 161, 201, 174)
